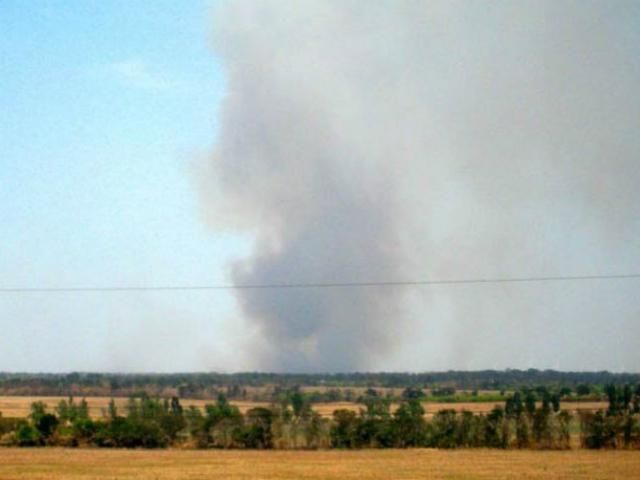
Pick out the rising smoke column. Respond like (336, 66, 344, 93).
(201, 1, 420, 371)
(201, 1, 640, 371)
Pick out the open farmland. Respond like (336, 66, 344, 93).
(0, 396, 269, 419)
(0, 396, 608, 419)
(0, 448, 637, 479)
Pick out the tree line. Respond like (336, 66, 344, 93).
(580, 384, 640, 448)
(1, 385, 638, 450)
(1, 370, 634, 400)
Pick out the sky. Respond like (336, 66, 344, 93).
(1, 1, 639, 373)
(1, 0, 253, 371)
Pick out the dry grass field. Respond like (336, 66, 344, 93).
(0, 396, 270, 419)
(0, 448, 637, 479)
(0, 396, 608, 420)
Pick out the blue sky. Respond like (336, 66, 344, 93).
(2, 1, 639, 373)
(1, 0, 253, 371)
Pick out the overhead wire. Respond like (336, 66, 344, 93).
(1, 272, 639, 293)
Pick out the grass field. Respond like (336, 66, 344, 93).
(0, 396, 608, 419)
(0, 448, 637, 479)
(0, 396, 270, 418)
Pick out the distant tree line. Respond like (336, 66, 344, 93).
(0, 370, 636, 399)
(1, 385, 638, 450)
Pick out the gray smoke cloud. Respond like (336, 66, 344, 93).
(200, 1, 640, 371)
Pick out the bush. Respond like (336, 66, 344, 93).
(16, 424, 41, 446)
(0, 417, 24, 436)
(35, 413, 59, 443)
(330, 409, 358, 448)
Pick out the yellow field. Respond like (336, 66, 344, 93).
(0, 396, 269, 419)
(0, 396, 608, 419)
(0, 448, 637, 479)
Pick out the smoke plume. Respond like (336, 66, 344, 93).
(200, 1, 640, 371)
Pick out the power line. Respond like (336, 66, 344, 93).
(1, 273, 639, 293)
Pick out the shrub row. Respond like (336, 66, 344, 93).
(0, 384, 638, 450)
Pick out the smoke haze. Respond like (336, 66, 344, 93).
(200, 1, 640, 371)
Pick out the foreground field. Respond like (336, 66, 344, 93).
(0, 448, 637, 479)
(0, 396, 607, 419)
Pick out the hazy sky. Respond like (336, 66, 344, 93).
(2, 0, 639, 373)
(1, 0, 253, 371)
